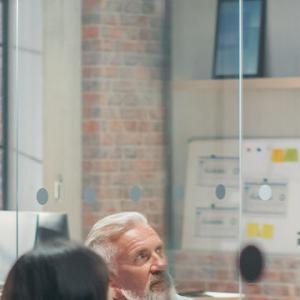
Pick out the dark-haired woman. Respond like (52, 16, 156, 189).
(1, 240, 109, 300)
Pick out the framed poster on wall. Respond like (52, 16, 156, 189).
(213, 0, 265, 78)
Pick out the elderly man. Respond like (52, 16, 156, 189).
(85, 212, 189, 300)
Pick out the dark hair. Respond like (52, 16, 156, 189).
(1, 240, 109, 300)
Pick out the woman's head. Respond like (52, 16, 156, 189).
(2, 240, 109, 300)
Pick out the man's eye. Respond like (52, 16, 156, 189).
(135, 252, 148, 262)
(156, 247, 164, 256)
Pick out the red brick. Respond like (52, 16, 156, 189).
(137, 16, 149, 26)
(243, 283, 262, 295)
(110, 121, 123, 131)
(99, 134, 114, 146)
(83, 67, 102, 77)
(82, 0, 101, 11)
(83, 93, 100, 103)
(105, 66, 119, 77)
(103, 15, 118, 25)
(82, 26, 99, 39)
(124, 121, 137, 131)
(81, 0, 167, 277)
(96, 160, 120, 172)
(83, 120, 99, 134)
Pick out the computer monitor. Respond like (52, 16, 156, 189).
(35, 212, 69, 245)
(0, 211, 69, 284)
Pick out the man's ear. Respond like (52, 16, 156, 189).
(109, 271, 118, 287)
(109, 279, 123, 300)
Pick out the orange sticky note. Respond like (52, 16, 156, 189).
(272, 149, 284, 162)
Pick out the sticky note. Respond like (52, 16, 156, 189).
(272, 149, 284, 162)
(246, 223, 260, 238)
(262, 224, 274, 239)
(284, 148, 298, 162)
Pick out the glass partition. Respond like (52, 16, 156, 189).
(168, 0, 241, 297)
(3, 0, 300, 299)
(242, 0, 300, 299)
(1, 0, 244, 296)
(1, 0, 82, 284)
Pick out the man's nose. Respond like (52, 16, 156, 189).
(150, 253, 167, 273)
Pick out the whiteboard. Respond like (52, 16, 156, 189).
(182, 138, 300, 254)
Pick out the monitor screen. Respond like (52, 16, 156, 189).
(35, 212, 69, 245)
(0, 211, 69, 284)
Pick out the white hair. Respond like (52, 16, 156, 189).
(85, 212, 148, 272)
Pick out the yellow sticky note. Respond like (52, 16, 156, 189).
(262, 224, 274, 239)
(246, 223, 260, 238)
(284, 148, 298, 162)
(272, 149, 284, 162)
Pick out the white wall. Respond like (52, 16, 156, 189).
(43, 0, 82, 240)
(8, 0, 43, 212)
(171, 0, 300, 80)
(264, 0, 300, 77)
(171, 0, 217, 80)
(8, 0, 82, 240)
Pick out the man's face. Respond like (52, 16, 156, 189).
(111, 224, 171, 299)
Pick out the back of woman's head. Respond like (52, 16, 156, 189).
(1, 240, 109, 300)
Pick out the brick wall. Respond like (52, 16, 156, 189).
(171, 250, 300, 300)
(81, 0, 167, 237)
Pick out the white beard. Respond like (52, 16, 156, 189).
(120, 285, 177, 300)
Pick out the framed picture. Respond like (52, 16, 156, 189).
(213, 0, 265, 78)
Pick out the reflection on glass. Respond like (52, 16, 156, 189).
(2, 0, 300, 299)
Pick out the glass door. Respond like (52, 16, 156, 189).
(168, 0, 242, 297)
(0, 0, 82, 285)
(242, 0, 300, 299)
(6, 1, 300, 300)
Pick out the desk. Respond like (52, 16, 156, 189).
(181, 291, 242, 299)
(194, 298, 240, 300)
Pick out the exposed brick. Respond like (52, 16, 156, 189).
(82, 66, 102, 78)
(243, 283, 262, 295)
(83, 120, 99, 134)
(95, 160, 120, 172)
(104, 66, 119, 77)
(104, 26, 124, 39)
(82, 80, 103, 92)
(82, 13, 101, 25)
(109, 120, 123, 131)
(82, 0, 167, 296)
(121, 92, 140, 106)
(263, 284, 292, 297)
(83, 93, 107, 107)
(142, 2, 155, 14)
(121, 108, 147, 120)
(82, 40, 117, 52)
(82, 26, 99, 39)
(277, 270, 298, 283)
(82, 0, 102, 12)
(101, 14, 119, 25)
(123, 0, 143, 14)
(104, 0, 123, 13)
